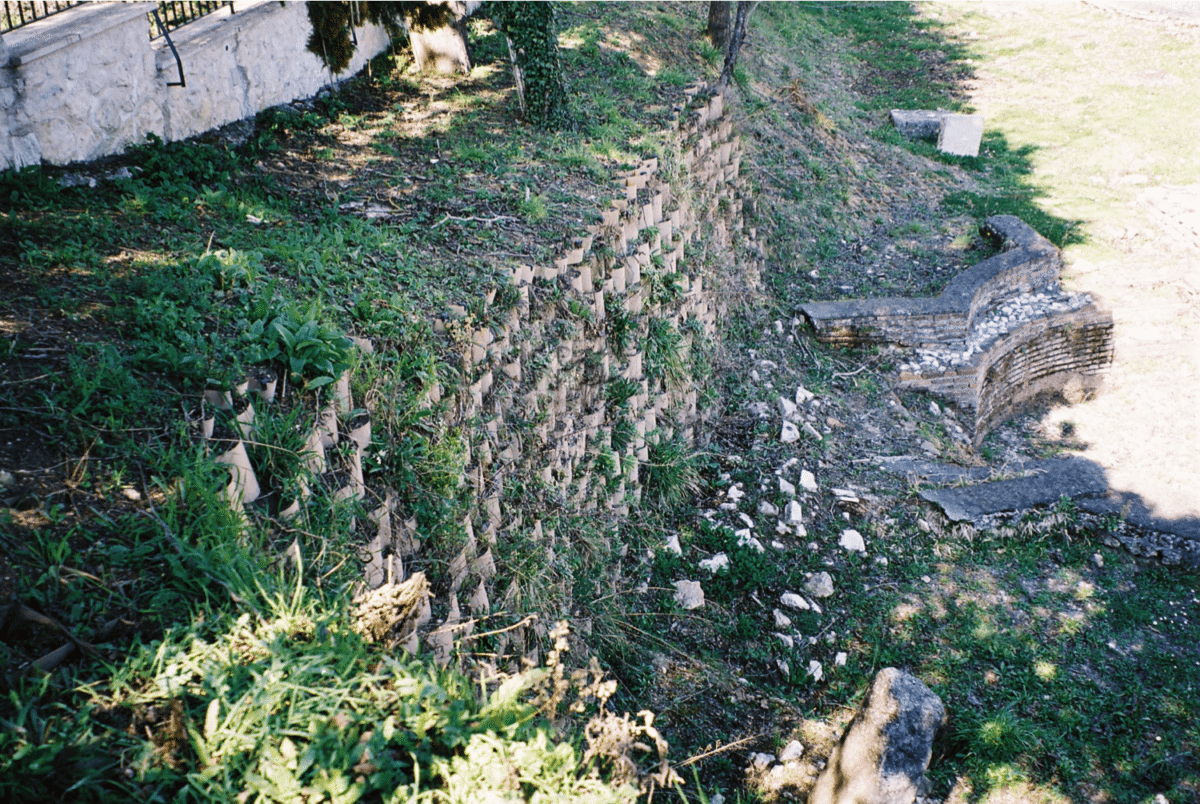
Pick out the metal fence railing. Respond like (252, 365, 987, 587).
(1, 2, 232, 37)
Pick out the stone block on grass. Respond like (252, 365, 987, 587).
(889, 109, 949, 139)
(938, 114, 984, 157)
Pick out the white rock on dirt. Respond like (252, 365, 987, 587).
(751, 752, 776, 769)
(779, 476, 796, 496)
(808, 660, 824, 681)
(781, 420, 801, 443)
(781, 592, 811, 610)
(775, 632, 795, 648)
(700, 553, 730, 573)
(779, 740, 805, 763)
(727, 483, 745, 501)
(774, 608, 792, 628)
(784, 500, 804, 524)
(780, 395, 798, 421)
(835, 651, 848, 667)
(738, 512, 755, 528)
(759, 500, 779, 517)
(664, 534, 682, 555)
(796, 385, 815, 404)
(805, 571, 835, 598)
(674, 580, 705, 610)
(840, 529, 866, 553)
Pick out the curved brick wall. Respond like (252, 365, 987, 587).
(797, 215, 1113, 443)
(897, 302, 1114, 444)
(798, 215, 1062, 348)
(973, 304, 1113, 442)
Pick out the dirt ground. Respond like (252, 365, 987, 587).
(929, 1, 1200, 524)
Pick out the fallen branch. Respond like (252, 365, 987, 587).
(433, 213, 517, 228)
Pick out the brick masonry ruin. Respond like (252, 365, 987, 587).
(798, 216, 1114, 444)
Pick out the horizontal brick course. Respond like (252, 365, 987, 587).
(798, 216, 1112, 442)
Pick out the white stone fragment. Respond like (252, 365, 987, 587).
(759, 500, 779, 517)
(780, 395, 798, 422)
(774, 609, 792, 628)
(805, 571, 835, 598)
(840, 529, 866, 553)
(803, 421, 823, 441)
(674, 580, 704, 609)
(774, 632, 795, 648)
(779, 740, 805, 763)
(664, 534, 682, 555)
(781, 592, 811, 610)
(727, 484, 744, 501)
(699, 553, 730, 573)
(795, 523, 808, 538)
(800, 469, 818, 493)
(795, 385, 815, 404)
(781, 420, 801, 444)
(771, 540, 787, 550)
(738, 533, 765, 553)
(775, 521, 791, 535)
(779, 476, 796, 496)
(835, 651, 848, 667)
(738, 512, 755, 529)
(808, 660, 824, 681)
(751, 752, 775, 769)
(784, 500, 804, 524)
(781, 457, 799, 471)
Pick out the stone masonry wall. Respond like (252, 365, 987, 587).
(0, 1, 389, 170)
(798, 216, 1062, 348)
(797, 215, 1113, 445)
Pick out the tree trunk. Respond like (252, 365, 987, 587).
(707, 1, 731, 52)
(409, 0, 472, 75)
(716, 0, 752, 91)
(491, 2, 571, 129)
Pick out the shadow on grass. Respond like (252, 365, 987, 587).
(799, 2, 1088, 250)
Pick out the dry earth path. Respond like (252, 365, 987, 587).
(932, 1, 1200, 524)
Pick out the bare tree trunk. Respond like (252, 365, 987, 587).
(707, 1, 731, 52)
(716, 0, 752, 91)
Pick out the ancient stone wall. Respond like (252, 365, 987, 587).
(797, 216, 1063, 348)
(798, 216, 1113, 444)
(0, 1, 389, 170)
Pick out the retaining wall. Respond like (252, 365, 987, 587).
(204, 88, 761, 660)
(0, 1, 389, 170)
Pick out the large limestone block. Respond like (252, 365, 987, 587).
(809, 668, 945, 804)
(937, 114, 984, 157)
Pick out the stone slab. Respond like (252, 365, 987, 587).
(912, 455, 1200, 543)
(1077, 493, 1200, 544)
(917, 456, 1108, 522)
(938, 114, 984, 157)
(890, 109, 949, 139)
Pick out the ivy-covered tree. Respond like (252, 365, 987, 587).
(482, 1, 572, 129)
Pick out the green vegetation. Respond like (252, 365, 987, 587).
(2, 3, 1197, 804)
